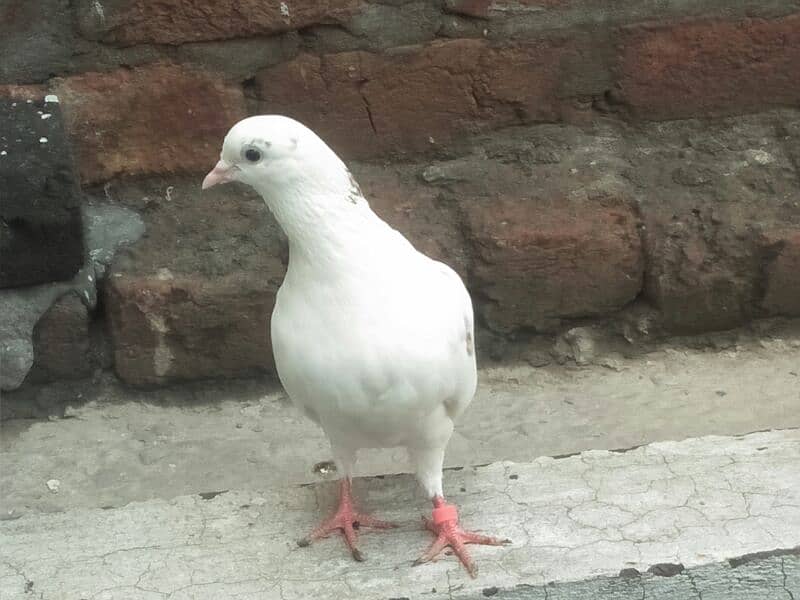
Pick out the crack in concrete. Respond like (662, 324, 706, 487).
(165, 576, 274, 599)
(1, 560, 33, 592)
(781, 557, 796, 600)
(686, 570, 704, 600)
(98, 544, 167, 560)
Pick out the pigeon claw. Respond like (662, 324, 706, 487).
(414, 501, 510, 578)
(351, 547, 365, 562)
(299, 478, 396, 562)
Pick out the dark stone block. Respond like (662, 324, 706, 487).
(27, 292, 93, 383)
(0, 0, 75, 84)
(0, 96, 85, 288)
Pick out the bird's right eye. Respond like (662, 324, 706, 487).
(244, 147, 261, 162)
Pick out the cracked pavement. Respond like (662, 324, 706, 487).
(2, 430, 799, 599)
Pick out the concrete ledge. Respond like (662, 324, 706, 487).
(489, 551, 800, 599)
(1, 430, 798, 599)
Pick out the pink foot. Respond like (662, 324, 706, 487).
(413, 497, 510, 577)
(298, 478, 396, 561)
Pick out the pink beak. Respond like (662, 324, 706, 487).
(202, 160, 235, 190)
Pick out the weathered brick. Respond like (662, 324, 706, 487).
(53, 63, 247, 184)
(643, 214, 761, 333)
(464, 191, 643, 333)
(444, 0, 568, 18)
(630, 113, 800, 332)
(761, 229, 800, 316)
(255, 37, 596, 159)
(0, 85, 46, 101)
(255, 52, 375, 157)
(100, 178, 285, 386)
(75, 0, 361, 45)
(353, 165, 470, 279)
(614, 15, 800, 119)
(105, 271, 275, 386)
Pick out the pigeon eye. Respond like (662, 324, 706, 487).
(243, 147, 261, 162)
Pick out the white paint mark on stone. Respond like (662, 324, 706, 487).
(746, 149, 774, 165)
(146, 313, 174, 377)
(46, 479, 60, 493)
(41, 113, 52, 120)
(0, 151, 6, 156)
(44, 94, 59, 104)
(93, 0, 106, 23)
(39, 137, 48, 144)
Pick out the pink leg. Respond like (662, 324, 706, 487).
(298, 478, 396, 561)
(414, 496, 510, 577)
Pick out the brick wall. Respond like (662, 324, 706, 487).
(2, 0, 799, 386)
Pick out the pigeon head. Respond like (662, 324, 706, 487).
(203, 115, 372, 248)
(202, 115, 348, 194)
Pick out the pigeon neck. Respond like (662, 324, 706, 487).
(257, 174, 382, 269)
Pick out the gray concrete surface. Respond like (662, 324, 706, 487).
(2, 327, 799, 516)
(1, 430, 798, 599)
(0, 203, 143, 390)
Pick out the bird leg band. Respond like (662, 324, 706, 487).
(432, 502, 458, 524)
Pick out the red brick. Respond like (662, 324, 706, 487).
(76, 0, 361, 45)
(615, 15, 800, 119)
(255, 53, 375, 157)
(642, 212, 761, 333)
(0, 84, 46, 101)
(761, 229, 800, 316)
(53, 63, 247, 184)
(256, 38, 590, 159)
(464, 193, 643, 332)
(101, 177, 285, 386)
(354, 166, 470, 279)
(105, 271, 275, 386)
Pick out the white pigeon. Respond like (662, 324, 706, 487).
(203, 115, 508, 576)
